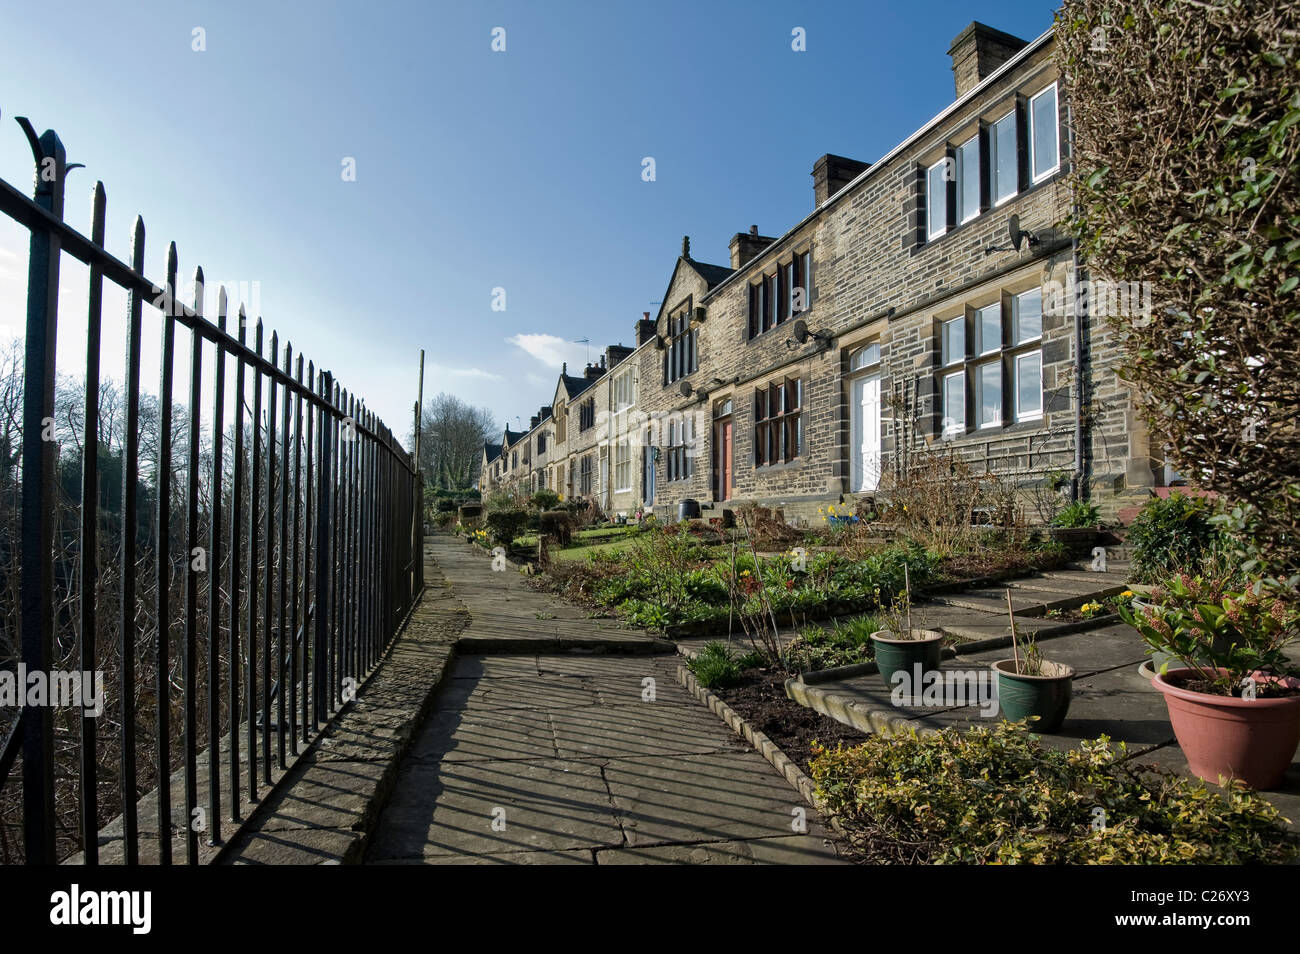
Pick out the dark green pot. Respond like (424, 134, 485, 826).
(993, 659, 1075, 732)
(872, 630, 944, 687)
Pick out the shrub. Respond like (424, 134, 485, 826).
(1052, 500, 1100, 528)
(1059, 0, 1300, 571)
(538, 509, 573, 546)
(529, 489, 561, 511)
(686, 641, 746, 689)
(810, 721, 1298, 864)
(784, 615, 882, 672)
(433, 510, 458, 529)
(484, 507, 528, 547)
(1126, 493, 1224, 581)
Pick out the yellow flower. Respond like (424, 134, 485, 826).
(1121, 590, 1134, 598)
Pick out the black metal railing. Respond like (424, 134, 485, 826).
(0, 108, 425, 865)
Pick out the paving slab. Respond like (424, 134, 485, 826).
(601, 751, 822, 847)
(408, 707, 558, 763)
(549, 704, 749, 760)
(366, 759, 623, 859)
(594, 834, 845, 865)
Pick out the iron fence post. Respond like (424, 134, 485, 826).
(19, 127, 65, 865)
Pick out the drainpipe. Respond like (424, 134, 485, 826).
(1067, 102, 1088, 504)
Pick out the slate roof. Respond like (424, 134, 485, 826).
(483, 441, 502, 462)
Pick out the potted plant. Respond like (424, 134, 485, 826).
(1120, 574, 1300, 789)
(990, 589, 1074, 731)
(871, 566, 945, 687)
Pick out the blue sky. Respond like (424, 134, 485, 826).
(0, 0, 1057, 443)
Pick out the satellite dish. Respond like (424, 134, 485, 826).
(1008, 214, 1024, 251)
(679, 380, 693, 398)
(792, 318, 810, 344)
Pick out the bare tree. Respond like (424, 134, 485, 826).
(413, 393, 496, 490)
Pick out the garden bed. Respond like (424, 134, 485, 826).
(705, 667, 868, 762)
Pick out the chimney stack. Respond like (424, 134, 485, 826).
(812, 154, 870, 206)
(948, 22, 1027, 98)
(730, 226, 777, 269)
(636, 312, 656, 346)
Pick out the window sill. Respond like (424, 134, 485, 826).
(913, 169, 1066, 257)
(754, 458, 803, 473)
(747, 308, 814, 344)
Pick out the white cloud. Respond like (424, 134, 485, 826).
(430, 364, 501, 381)
(506, 333, 588, 371)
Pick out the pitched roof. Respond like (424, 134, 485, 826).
(559, 373, 596, 399)
(483, 441, 502, 462)
(504, 427, 526, 446)
(688, 258, 734, 289)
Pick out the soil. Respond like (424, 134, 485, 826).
(710, 667, 868, 768)
(1179, 678, 1300, 699)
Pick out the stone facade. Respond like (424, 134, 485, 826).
(479, 21, 1156, 524)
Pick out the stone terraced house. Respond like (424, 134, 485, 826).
(479, 21, 1163, 525)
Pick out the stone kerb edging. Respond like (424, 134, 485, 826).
(674, 662, 849, 842)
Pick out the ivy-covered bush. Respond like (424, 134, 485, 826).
(1059, 0, 1300, 575)
(810, 721, 1298, 864)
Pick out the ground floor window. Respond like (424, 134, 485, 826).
(936, 287, 1043, 435)
(667, 417, 695, 481)
(614, 441, 632, 492)
(755, 376, 803, 466)
(579, 454, 593, 496)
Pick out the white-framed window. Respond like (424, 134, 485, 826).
(977, 361, 1002, 428)
(850, 342, 881, 371)
(942, 371, 965, 438)
(926, 158, 948, 240)
(975, 302, 1001, 356)
(941, 318, 965, 366)
(937, 288, 1045, 435)
(990, 110, 1018, 205)
(1015, 351, 1043, 420)
(613, 369, 634, 412)
(614, 441, 632, 492)
(956, 135, 980, 223)
(1012, 288, 1042, 344)
(1029, 83, 1059, 183)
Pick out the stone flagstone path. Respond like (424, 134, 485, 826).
(364, 535, 845, 865)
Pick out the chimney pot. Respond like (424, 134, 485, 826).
(749, 225, 758, 235)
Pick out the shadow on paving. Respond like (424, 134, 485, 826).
(363, 536, 845, 865)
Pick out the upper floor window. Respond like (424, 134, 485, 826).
(990, 109, 1018, 206)
(537, 431, 547, 454)
(665, 306, 697, 384)
(511, 450, 518, 468)
(1029, 83, 1059, 182)
(755, 377, 803, 467)
(922, 84, 1059, 245)
(613, 368, 634, 411)
(956, 135, 980, 224)
(926, 159, 949, 240)
(748, 249, 812, 338)
(578, 398, 595, 432)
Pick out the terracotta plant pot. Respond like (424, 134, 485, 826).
(991, 658, 1075, 732)
(1153, 667, 1300, 790)
(871, 629, 944, 688)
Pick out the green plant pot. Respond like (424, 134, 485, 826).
(871, 630, 944, 687)
(992, 658, 1075, 732)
